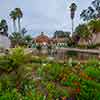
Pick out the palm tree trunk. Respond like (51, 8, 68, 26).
(71, 19, 74, 37)
(13, 20, 17, 32)
(18, 18, 21, 33)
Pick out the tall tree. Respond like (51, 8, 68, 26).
(0, 19, 8, 36)
(10, 10, 17, 32)
(70, 3, 77, 36)
(15, 8, 23, 33)
(88, 19, 100, 33)
(75, 24, 92, 45)
(80, 0, 100, 21)
(54, 31, 70, 38)
(88, 19, 100, 43)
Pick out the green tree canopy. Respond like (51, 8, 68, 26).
(10, 10, 17, 32)
(80, 0, 100, 21)
(0, 19, 8, 36)
(53, 31, 70, 38)
(15, 8, 23, 33)
(24, 35, 32, 45)
(9, 32, 24, 47)
(88, 19, 100, 33)
(75, 24, 92, 41)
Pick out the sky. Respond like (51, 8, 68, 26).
(0, 0, 92, 37)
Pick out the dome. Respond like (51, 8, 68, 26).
(34, 33, 50, 44)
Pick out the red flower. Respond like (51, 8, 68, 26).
(76, 88, 80, 93)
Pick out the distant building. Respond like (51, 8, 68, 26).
(32, 32, 51, 46)
(32, 32, 68, 48)
(51, 37, 68, 47)
(0, 34, 11, 49)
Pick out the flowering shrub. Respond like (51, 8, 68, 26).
(0, 47, 100, 99)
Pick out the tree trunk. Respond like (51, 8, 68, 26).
(18, 18, 21, 33)
(71, 19, 74, 37)
(13, 20, 17, 32)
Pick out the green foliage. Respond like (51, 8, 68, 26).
(88, 19, 100, 33)
(0, 89, 22, 100)
(37, 63, 63, 81)
(10, 32, 32, 47)
(0, 19, 8, 36)
(0, 47, 100, 99)
(10, 47, 25, 67)
(0, 74, 15, 91)
(0, 47, 25, 71)
(24, 35, 32, 45)
(80, 0, 100, 21)
(46, 82, 69, 99)
(76, 79, 100, 100)
(75, 24, 91, 39)
(53, 31, 70, 38)
(9, 32, 25, 47)
(84, 67, 100, 80)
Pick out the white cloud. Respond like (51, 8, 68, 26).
(0, 0, 92, 36)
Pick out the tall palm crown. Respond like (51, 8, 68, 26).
(15, 8, 23, 18)
(10, 10, 17, 32)
(10, 11, 17, 21)
(15, 8, 23, 33)
(70, 3, 77, 20)
(70, 3, 77, 36)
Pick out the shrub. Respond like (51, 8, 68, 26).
(0, 89, 22, 100)
(84, 67, 100, 81)
(37, 63, 63, 81)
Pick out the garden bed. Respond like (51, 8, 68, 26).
(0, 47, 100, 100)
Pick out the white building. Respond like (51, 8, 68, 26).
(0, 35, 11, 49)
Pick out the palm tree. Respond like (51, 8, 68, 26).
(75, 24, 92, 45)
(70, 3, 77, 36)
(9, 32, 23, 47)
(80, 0, 100, 21)
(92, 0, 100, 18)
(0, 19, 8, 36)
(80, 10, 89, 21)
(15, 8, 23, 33)
(10, 10, 17, 32)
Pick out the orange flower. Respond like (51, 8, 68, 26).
(61, 96, 66, 100)
(87, 76, 92, 80)
(62, 77, 67, 82)
(73, 81, 80, 86)
(76, 88, 80, 93)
